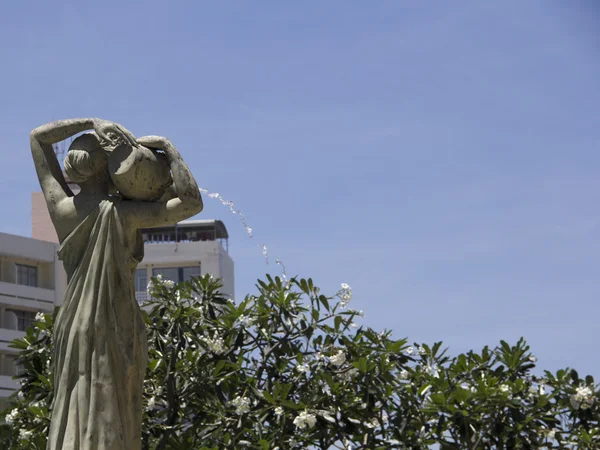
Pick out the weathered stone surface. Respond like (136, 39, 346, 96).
(108, 144, 172, 201)
(30, 118, 203, 450)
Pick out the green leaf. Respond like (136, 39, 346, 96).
(430, 392, 445, 406)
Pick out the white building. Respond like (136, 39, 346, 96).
(0, 232, 66, 411)
(135, 219, 235, 302)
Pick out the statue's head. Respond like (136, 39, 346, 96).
(64, 133, 108, 183)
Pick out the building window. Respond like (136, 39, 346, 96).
(182, 266, 201, 282)
(7, 309, 37, 331)
(15, 363, 26, 376)
(135, 269, 148, 293)
(152, 266, 201, 284)
(134, 269, 148, 303)
(16, 264, 37, 287)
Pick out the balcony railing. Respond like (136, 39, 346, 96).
(135, 291, 150, 304)
(0, 281, 54, 304)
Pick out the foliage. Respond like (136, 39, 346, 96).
(1, 274, 600, 449)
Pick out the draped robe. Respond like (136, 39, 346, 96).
(47, 199, 147, 450)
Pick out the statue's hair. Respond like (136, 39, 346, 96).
(64, 133, 108, 183)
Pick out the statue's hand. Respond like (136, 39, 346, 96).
(137, 135, 173, 150)
(94, 120, 138, 151)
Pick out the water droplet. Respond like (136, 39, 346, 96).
(199, 188, 286, 279)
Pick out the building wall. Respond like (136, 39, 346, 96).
(0, 232, 64, 402)
(31, 192, 59, 244)
(219, 251, 235, 300)
(139, 240, 235, 299)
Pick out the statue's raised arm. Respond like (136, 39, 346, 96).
(30, 118, 94, 214)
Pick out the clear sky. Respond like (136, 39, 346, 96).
(1, 1, 600, 376)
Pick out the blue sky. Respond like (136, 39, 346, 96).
(2, 1, 600, 375)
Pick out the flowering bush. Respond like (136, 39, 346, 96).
(1, 274, 599, 449)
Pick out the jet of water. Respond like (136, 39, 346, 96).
(199, 188, 287, 281)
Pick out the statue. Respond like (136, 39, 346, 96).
(30, 118, 203, 450)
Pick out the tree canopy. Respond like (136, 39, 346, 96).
(1, 274, 598, 449)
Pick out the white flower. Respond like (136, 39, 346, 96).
(330, 350, 346, 367)
(366, 417, 380, 429)
(418, 346, 427, 355)
(164, 279, 175, 289)
(237, 315, 256, 328)
(17, 391, 24, 400)
(406, 346, 414, 355)
(147, 396, 156, 410)
(35, 312, 45, 322)
(146, 280, 154, 296)
(231, 396, 251, 415)
(528, 386, 537, 398)
(19, 429, 32, 440)
(529, 355, 537, 363)
(571, 385, 595, 410)
(546, 429, 556, 439)
(399, 369, 410, 380)
(293, 410, 317, 429)
(338, 283, 352, 307)
(500, 384, 510, 393)
(5, 409, 18, 424)
(540, 426, 556, 440)
(175, 289, 181, 301)
(296, 363, 309, 374)
(539, 385, 546, 395)
(201, 334, 226, 355)
(274, 406, 284, 416)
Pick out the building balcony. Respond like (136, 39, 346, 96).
(0, 374, 19, 394)
(0, 328, 25, 355)
(0, 281, 55, 307)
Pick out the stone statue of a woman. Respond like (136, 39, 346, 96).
(30, 118, 203, 450)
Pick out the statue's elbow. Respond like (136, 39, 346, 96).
(185, 196, 203, 216)
(193, 197, 204, 215)
(30, 125, 48, 146)
(30, 129, 40, 144)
